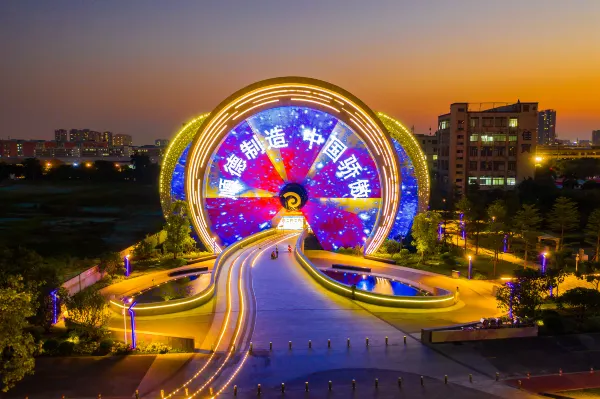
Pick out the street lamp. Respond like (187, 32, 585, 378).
(542, 252, 547, 274)
(122, 297, 132, 345)
(128, 300, 138, 349)
(124, 254, 131, 277)
(468, 255, 473, 280)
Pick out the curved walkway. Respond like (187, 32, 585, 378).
(220, 236, 534, 398)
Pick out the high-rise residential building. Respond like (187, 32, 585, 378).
(0, 140, 37, 158)
(437, 101, 538, 194)
(537, 109, 557, 145)
(113, 134, 133, 146)
(155, 139, 169, 147)
(593, 130, 600, 146)
(101, 131, 113, 145)
(54, 129, 68, 142)
(414, 133, 438, 175)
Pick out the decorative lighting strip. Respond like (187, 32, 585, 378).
(185, 77, 401, 255)
(377, 112, 430, 213)
(159, 114, 210, 215)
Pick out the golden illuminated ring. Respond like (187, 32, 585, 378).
(185, 77, 401, 255)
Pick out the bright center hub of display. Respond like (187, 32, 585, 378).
(279, 183, 308, 211)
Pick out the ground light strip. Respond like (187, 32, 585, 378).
(162, 247, 246, 399)
(161, 233, 285, 399)
(193, 234, 297, 398)
(211, 233, 300, 398)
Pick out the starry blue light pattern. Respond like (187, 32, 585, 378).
(170, 144, 190, 202)
(388, 138, 418, 240)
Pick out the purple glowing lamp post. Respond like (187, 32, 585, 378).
(507, 282, 514, 319)
(468, 255, 473, 280)
(541, 252, 547, 274)
(460, 213, 465, 240)
(122, 297, 132, 345)
(51, 289, 58, 325)
(503, 235, 508, 253)
(438, 222, 443, 241)
(128, 300, 138, 349)
(362, 237, 367, 257)
(124, 254, 131, 277)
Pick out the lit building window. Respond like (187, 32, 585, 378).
(470, 134, 479, 142)
(492, 177, 505, 185)
(468, 177, 478, 185)
(480, 176, 491, 186)
(481, 135, 494, 142)
(509, 118, 518, 128)
(494, 135, 506, 142)
(440, 120, 449, 130)
(432, 154, 438, 160)
(507, 178, 516, 186)
(509, 135, 517, 142)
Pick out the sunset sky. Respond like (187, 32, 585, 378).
(1, 0, 599, 144)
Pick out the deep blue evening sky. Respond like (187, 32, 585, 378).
(1, 1, 598, 144)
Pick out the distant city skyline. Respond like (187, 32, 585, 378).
(1, 1, 598, 143)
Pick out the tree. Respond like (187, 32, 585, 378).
(577, 261, 600, 291)
(495, 268, 548, 318)
(560, 287, 600, 319)
(164, 200, 193, 259)
(411, 211, 442, 262)
(548, 197, 580, 249)
(586, 209, 600, 261)
(0, 277, 36, 392)
(22, 158, 42, 181)
(547, 249, 572, 296)
(64, 288, 110, 340)
(132, 236, 155, 260)
(487, 200, 507, 278)
(513, 204, 543, 268)
(98, 252, 122, 276)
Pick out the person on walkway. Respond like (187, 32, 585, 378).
(271, 251, 276, 260)
(287, 245, 292, 253)
(275, 246, 279, 258)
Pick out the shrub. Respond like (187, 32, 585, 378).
(542, 313, 565, 335)
(74, 341, 99, 355)
(111, 341, 133, 355)
(98, 339, 113, 355)
(139, 342, 171, 354)
(58, 341, 75, 356)
(42, 338, 59, 353)
(440, 252, 455, 267)
(382, 239, 402, 254)
(27, 326, 45, 343)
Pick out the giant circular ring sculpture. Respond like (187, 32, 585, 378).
(160, 77, 429, 255)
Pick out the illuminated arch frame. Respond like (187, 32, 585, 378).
(185, 77, 401, 255)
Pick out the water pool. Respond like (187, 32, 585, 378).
(322, 269, 427, 296)
(135, 272, 210, 303)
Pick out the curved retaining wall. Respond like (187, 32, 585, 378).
(294, 231, 457, 309)
(109, 229, 278, 316)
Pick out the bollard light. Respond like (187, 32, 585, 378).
(444, 375, 448, 384)
(495, 372, 499, 381)
(404, 336, 407, 345)
(385, 336, 388, 346)
(527, 372, 530, 379)
(518, 380, 522, 389)
(250, 342, 253, 353)
(347, 338, 350, 348)
(257, 384, 261, 395)
(366, 337, 369, 346)
(160, 389, 164, 399)
(233, 385, 237, 396)
(375, 378, 379, 388)
(135, 389, 140, 399)
(308, 340, 312, 349)
(591, 367, 595, 374)
(289, 341, 292, 350)
(328, 339, 331, 348)
(421, 376, 424, 386)
(559, 368, 563, 376)
(185, 387, 188, 395)
(269, 342, 272, 351)
(305, 382, 309, 392)
(328, 380, 332, 391)
(352, 379, 356, 390)
(469, 374, 472, 383)
(398, 377, 402, 387)
(281, 383, 285, 393)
